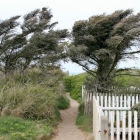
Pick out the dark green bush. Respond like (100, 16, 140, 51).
(57, 95, 70, 110)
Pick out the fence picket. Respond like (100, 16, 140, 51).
(110, 111, 113, 140)
(134, 111, 137, 140)
(128, 111, 132, 140)
(101, 96, 103, 107)
(112, 96, 114, 107)
(117, 111, 120, 140)
(132, 96, 134, 106)
(136, 95, 138, 104)
(122, 111, 126, 140)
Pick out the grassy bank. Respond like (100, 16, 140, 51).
(0, 68, 69, 139)
(0, 116, 53, 140)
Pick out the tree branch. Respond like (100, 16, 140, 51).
(122, 50, 140, 55)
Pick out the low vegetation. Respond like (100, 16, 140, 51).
(57, 95, 70, 110)
(76, 103, 93, 132)
(0, 68, 69, 139)
(0, 116, 53, 140)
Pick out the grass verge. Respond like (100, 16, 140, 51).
(0, 116, 54, 140)
(76, 103, 93, 132)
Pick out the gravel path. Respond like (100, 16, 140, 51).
(52, 93, 93, 140)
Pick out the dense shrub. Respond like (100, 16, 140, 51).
(57, 95, 70, 110)
(64, 73, 86, 101)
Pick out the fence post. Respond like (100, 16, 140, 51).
(101, 116, 108, 140)
(82, 85, 85, 100)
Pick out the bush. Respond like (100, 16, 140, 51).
(0, 68, 66, 120)
(0, 83, 58, 120)
(57, 95, 70, 110)
(64, 73, 86, 101)
(114, 74, 140, 87)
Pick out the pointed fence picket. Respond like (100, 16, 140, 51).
(82, 85, 140, 116)
(93, 96, 140, 140)
(96, 95, 140, 122)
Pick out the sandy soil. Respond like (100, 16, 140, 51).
(52, 93, 93, 140)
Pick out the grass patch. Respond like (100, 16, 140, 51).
(76, 103, 93, 132)
(76, 115, 93, 132)
(0, 116, 53, 140)
(57, 95, 70, 110)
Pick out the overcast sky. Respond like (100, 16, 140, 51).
(0, 0, 140, 74)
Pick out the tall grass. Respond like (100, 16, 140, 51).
(0, 68, 68, 139)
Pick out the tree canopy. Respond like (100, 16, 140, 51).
(68, 9, 140, 88)
(0, 7, 68, 74)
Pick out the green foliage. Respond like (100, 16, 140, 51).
(57, 95, 70, 110)
(114, 74, 140, 87)
(64, 73, 86, 101)
(0, 116, 52, 140)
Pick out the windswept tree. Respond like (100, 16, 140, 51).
(69, 9, 140, 88)
(0, 7, 68, 74)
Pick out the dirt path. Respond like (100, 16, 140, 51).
(52, 93, 93, 140)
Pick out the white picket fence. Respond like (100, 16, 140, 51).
(82, 85, 140, 139)
(96, 95, 140, 122)
(93, 96, 140, 140)
(82, 85, 140, 115)
(109, 111, 140, 140)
